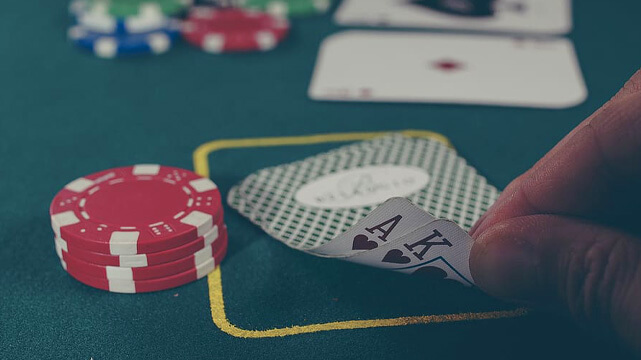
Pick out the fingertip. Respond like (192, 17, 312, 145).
(470, 219, 540, 301)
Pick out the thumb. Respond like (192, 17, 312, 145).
(470, 215, 641, 352)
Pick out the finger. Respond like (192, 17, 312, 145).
(471, 68, 641, 237)
(470, 215, 641, 353)
(529, 67, 641, 174)
(612, 68, 641, 101)
(471, 82, 641, 238)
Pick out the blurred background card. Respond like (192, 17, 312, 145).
(308, 31, 587, 109)
(335, 0, 572, 35)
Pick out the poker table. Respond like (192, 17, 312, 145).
(2, 1, 640, 358)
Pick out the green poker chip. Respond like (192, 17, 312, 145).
(86, 0, 193, 17)
(239, 0, 331, 17)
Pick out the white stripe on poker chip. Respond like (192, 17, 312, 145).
(139, 2, 164, 16)
(132, 164, 160, 176)
(109, 231, 140, 255)
(267, 1, 288, 17)
(137, 2, 164, 15)
(180, 210, 213, 236)
(196, 257, 216, 278)
(147, 33, 171, 54)
(255, 31, 277, 50)
(203, 225, 219, 246)
(193, 243, 214, 265)
(125, 18, 166, 34)
(54, 239, 63, 258)
(51, 211, 81, 236)
(203, 33, 224, 53)
(189, 178, 217, 193)
(56, 237, 69, 252)
(125, 4, 167, 33)
(94, 37, 118, 58)
(118, 254, 148, 267)
(65, 177, 95, 193)
(109, 278, 136, 293)
(78, 2, 115, 33)
(61, 259, 68, 271)
(106, 266, 134, 280)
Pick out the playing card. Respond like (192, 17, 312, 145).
(227, 134, 498, 285)
(311, 198, 475, 285)
(309, 197, 436, 258)
(229, 134, 497, 246)
(308, 31, 587, 109)
(346, 218, 475, 285)
(335, 0, 572, 35)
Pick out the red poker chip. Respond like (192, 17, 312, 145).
(55, 222, 225, 268)
(181, 7, 289, 53)
(62, 235, 228, 293)
(50, 164, 223, 255)
(58, 229, 227, 281)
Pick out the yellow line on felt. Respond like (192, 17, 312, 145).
(207, 268, 528, 338)
(193, 130, 451, 178)
(193, 130, 527, 338)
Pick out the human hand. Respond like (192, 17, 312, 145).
(470, 69, 641, 353)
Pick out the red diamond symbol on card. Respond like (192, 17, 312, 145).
(432, 60, 464, 72)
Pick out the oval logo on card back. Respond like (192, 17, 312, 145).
(294, 165, 430, 209)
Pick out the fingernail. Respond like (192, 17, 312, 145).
(471, 232, 539, 302)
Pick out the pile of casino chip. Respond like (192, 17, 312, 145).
(67, 0, 331, 58)
(49, 164, 227, 293)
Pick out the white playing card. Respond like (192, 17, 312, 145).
(309, 197, 435, 257)
(228, 134, 497, 250)
(335, 0, 572, 35)
(227, 134, 500, 285)
(308, 31, 587, 109)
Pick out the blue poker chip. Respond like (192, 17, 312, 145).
(69, 0, 175, 35)
(67, 24, 181, 58)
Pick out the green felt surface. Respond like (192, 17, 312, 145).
(1, 0, 640, 358)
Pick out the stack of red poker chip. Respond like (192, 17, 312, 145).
(181, 6, 290, 53)
(49, 164, 228, 293)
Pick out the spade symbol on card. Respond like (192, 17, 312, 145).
(352, 234, 378, 250)
(382, 249, 411, 264)
(412, 266, 460, 285)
